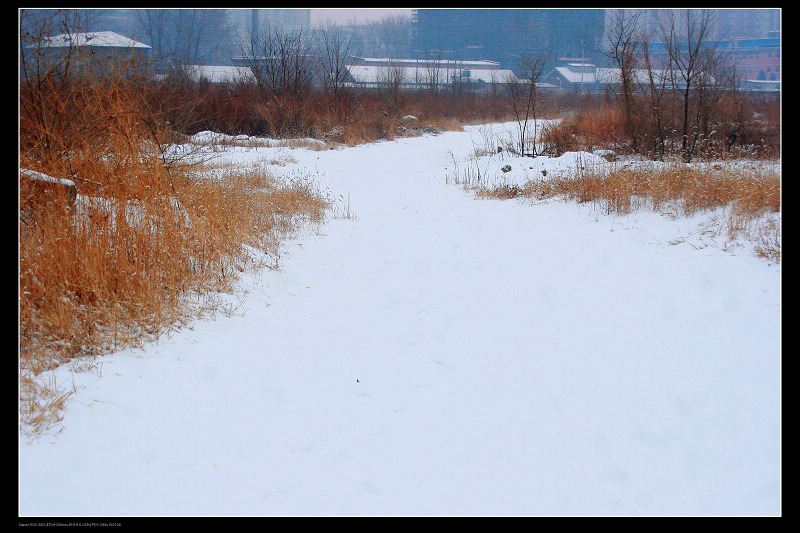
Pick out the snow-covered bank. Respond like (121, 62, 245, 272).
(19, 124, 780, 516)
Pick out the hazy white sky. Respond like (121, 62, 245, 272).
(311, 8, 413, 25)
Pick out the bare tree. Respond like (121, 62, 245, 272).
(659, 9, 726, 162)
(20, 9, 111, 166)
(240, 27, 315, 96)
(314, 22, 361, 118)
(605, 9, 643, 152)
(135, 9, 230, 68)
(690, 53, 738, 158)
(377, 61, 406, 113)
(507, 53, 549, 157)
(638, 33, 670, 160)
(20, 8, 101, 83)
(422, 50, 446, 95)
(237, 26, 316, 135)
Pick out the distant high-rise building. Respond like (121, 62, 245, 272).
(411, 9, 606, 71)
(618, 8, 780, 41)
(227, 8, 311, 50)
(713, 8, 779, 39)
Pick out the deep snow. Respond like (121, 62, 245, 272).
(19, 123, 781, 516)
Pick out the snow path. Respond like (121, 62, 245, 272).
(19, 127, 780, 516)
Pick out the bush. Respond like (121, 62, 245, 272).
(539, 119, 580, 157)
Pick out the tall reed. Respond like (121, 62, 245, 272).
(20, 75, 329, 376)
(474, 158, 780, 262)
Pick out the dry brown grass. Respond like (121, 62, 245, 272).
(142, 81, 501, 145)
(573, 104, 623, 151)
(19, 161, 329, 433)
(20, 162, 329, 369)
(19, 371, 74, 437)
(535, 92, 781, 162)
(475, 158, 781, 261)
(19, 75, 331, 434)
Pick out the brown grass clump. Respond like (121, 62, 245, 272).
(538, 119, 582, 157)
(573, 103, 623, 151)
(476, 159, 780, 261)
(20, 157, 328, 374)
(20, 74, 330, 433)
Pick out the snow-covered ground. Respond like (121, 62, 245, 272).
(19, 123, 781, 517)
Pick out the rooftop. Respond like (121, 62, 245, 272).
(34, 31, 151, 49)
